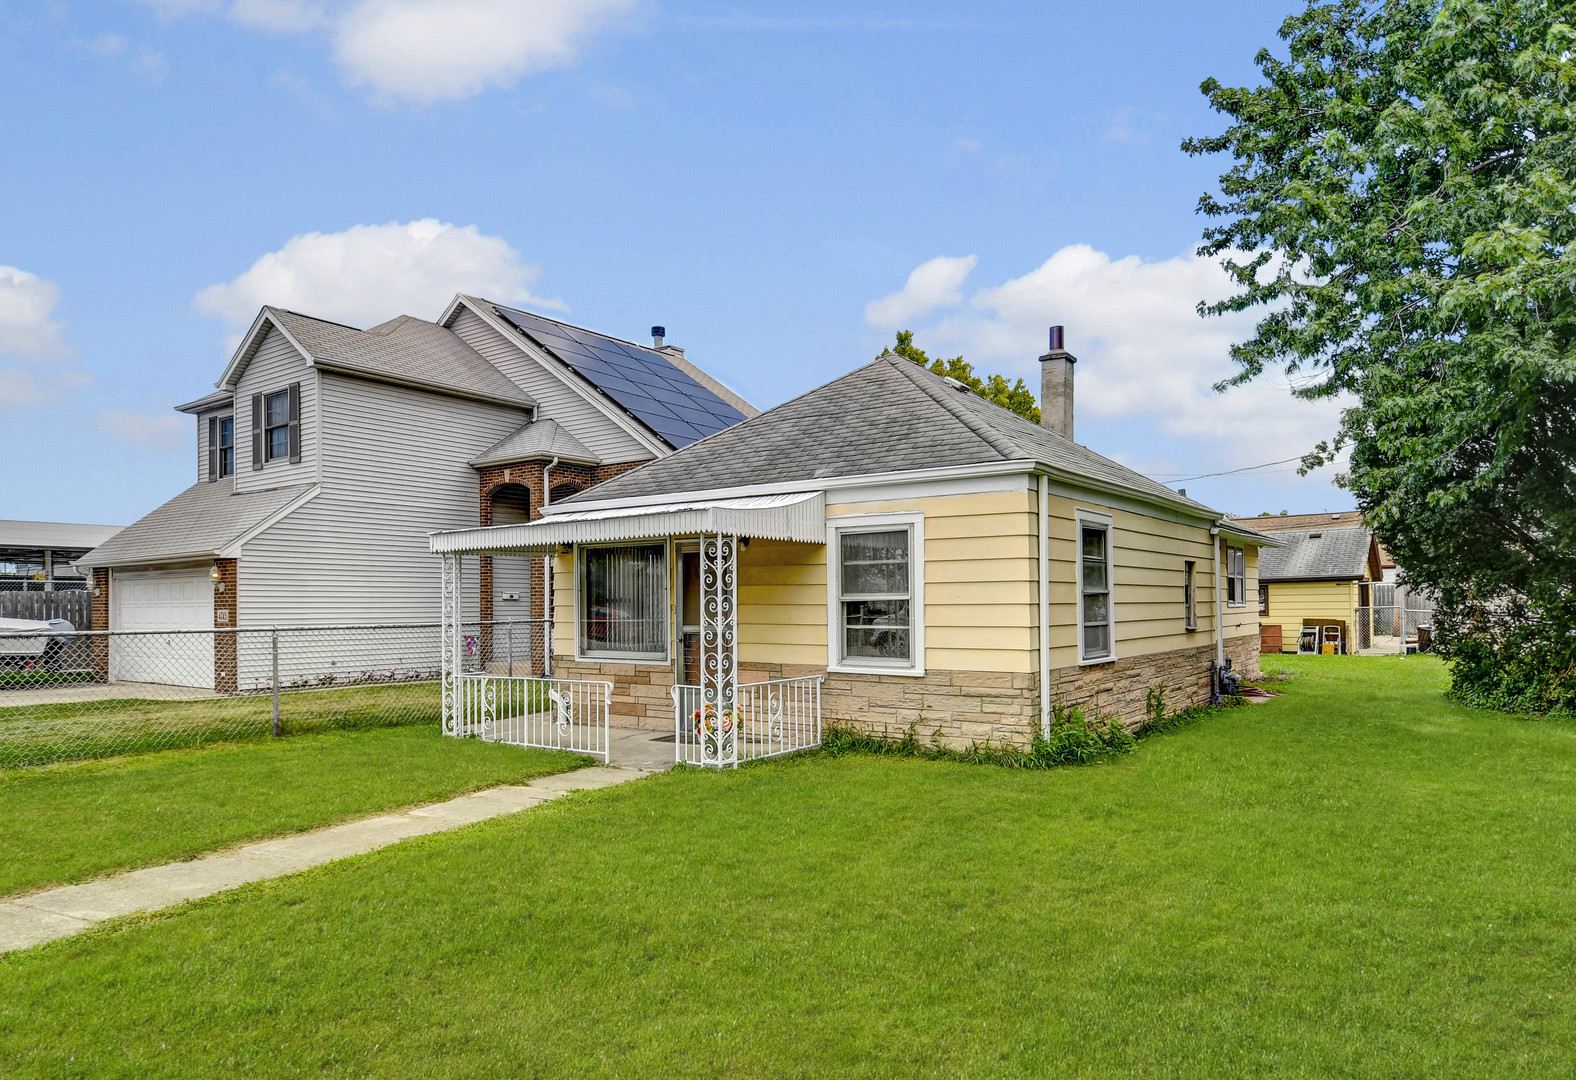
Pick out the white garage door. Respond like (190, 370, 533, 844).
(112, 569, 214, 688)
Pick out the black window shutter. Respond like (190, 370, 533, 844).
(251, 394, 264, 469)
(287, 382, 302, 463)
(208, 417, 218, 481)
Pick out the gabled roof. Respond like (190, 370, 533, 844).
(486, 303, 749, 449)
(1237, 510, 1393, 567)
(470, 419, 601, 468)
(218, 308, 535, 410)
(560, 352, 1231, 521)
(1258, 525, 1377, 582)
(76, 479, 316, 569)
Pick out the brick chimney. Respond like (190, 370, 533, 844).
(1039, 325, 1076, 440)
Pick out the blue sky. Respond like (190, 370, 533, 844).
(0, 0, 1349, 526)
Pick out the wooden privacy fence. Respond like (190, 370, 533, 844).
(0, 590, 92, 627)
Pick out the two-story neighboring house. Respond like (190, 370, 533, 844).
(77, 295, 755, 689)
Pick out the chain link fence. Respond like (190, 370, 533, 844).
(0, 619, 549, 770)
(1353, 606, 1437, 654)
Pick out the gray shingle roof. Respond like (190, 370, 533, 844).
(76, 479, 314, 569)
(470, 419, 601, 468)
(562, 353, 1223, 517)
(264, 309, 534, 409)
(1258, 525, 1374, 582)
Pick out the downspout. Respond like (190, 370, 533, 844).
(1210, 523, 1225, 668)
(1210, 523, 1225, 705)
(1038, 473, 1051, 739)
(542, 456, 559, 677)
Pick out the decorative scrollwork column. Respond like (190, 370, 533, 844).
(441, 552, 462, 735)
(699, 533, 738, 766)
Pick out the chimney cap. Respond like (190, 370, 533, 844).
(651, 325, 666, 348)
(1049, 325, 1064, 352)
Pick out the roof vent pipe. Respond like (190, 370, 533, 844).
(651, 326, 665, 348)
(1039, 325, 1076, 441)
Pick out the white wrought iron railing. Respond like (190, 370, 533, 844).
(454, 673, 612, 763)
(671, 674, 823, 768)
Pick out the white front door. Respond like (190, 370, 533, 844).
(111, 568, 214, 688)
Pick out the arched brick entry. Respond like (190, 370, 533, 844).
(488, 483, 533, 526)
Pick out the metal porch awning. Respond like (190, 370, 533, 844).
(428, 492, 826, 556)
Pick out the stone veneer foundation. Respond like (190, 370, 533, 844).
(553, 633, 1260, 751)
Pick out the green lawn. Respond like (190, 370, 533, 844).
(0, 726, 588, 896)
(6, 656, 1576, 1077)
(0, 681, 443, 769)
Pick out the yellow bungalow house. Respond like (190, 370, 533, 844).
(1240, 517, 1383, 655)
(429, 332, 1277, 765)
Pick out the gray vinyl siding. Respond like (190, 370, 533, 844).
(233, 327, 317, 493)
(493, 555, 534, 616)
(447, 305, 657, 464)
(235, 372, 528, 632)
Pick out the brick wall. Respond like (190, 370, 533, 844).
(476, 458, 644, 626)
(90, 568, 109, 682)
(555, 633, 1261, 750)
(213, 558, 237, 693)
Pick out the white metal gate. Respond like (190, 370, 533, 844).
(672, 674, 823, 767)
(452, 674, 612, 763)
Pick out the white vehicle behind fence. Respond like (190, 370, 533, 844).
(0, 617, 76, 668)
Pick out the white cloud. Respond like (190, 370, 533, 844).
(333, 0, 643, 104)
(864, 254, 977, 329)
(0, 266, 74, 362)
(131, 0, 642, 103)
(887, 244, 1347, 450)
(0, 368, 94, 411)
(96, 409, 186, 449)
(192, 218, 562, 333)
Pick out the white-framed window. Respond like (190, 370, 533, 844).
(827, 511, 925, 675)
(264, 390, 291, 462)
(1077, 509, 1115, 663)
(217, 416, 234, 477)
(577, 542, 669, 661)
(1225, 546, 1247, 608)
(1184, 559, 1198, 631)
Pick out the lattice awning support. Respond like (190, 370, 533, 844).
(697, 533, 738, 766)
(440, 552, 462, 735)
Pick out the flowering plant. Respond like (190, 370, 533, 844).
(691, 703, 737, 745)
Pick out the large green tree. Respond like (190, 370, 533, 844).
(1187, 0, 1576, 711)
(886, 331, 1041, 423)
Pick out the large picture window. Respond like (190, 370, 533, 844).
(829, 513, 924, 674)
(1078, 513, 1114, 662)
(578, 544, 668, 660)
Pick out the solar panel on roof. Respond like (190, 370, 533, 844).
(493, 305, 747, 448)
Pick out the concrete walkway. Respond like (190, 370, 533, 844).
(0, 765, 643, 955)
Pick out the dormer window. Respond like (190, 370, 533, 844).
(264, 391, 290, 461)
(251, 383, 301, 468)
(207, 415, 235, 481)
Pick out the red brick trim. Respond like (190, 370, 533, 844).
(91, 568, 110, 683)
(213, 559, 237, 693)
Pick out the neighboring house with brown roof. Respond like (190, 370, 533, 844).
(1235, 514, 1383, 654)
(431, 333, 1279, 750)
(77, 297, 754, 690)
